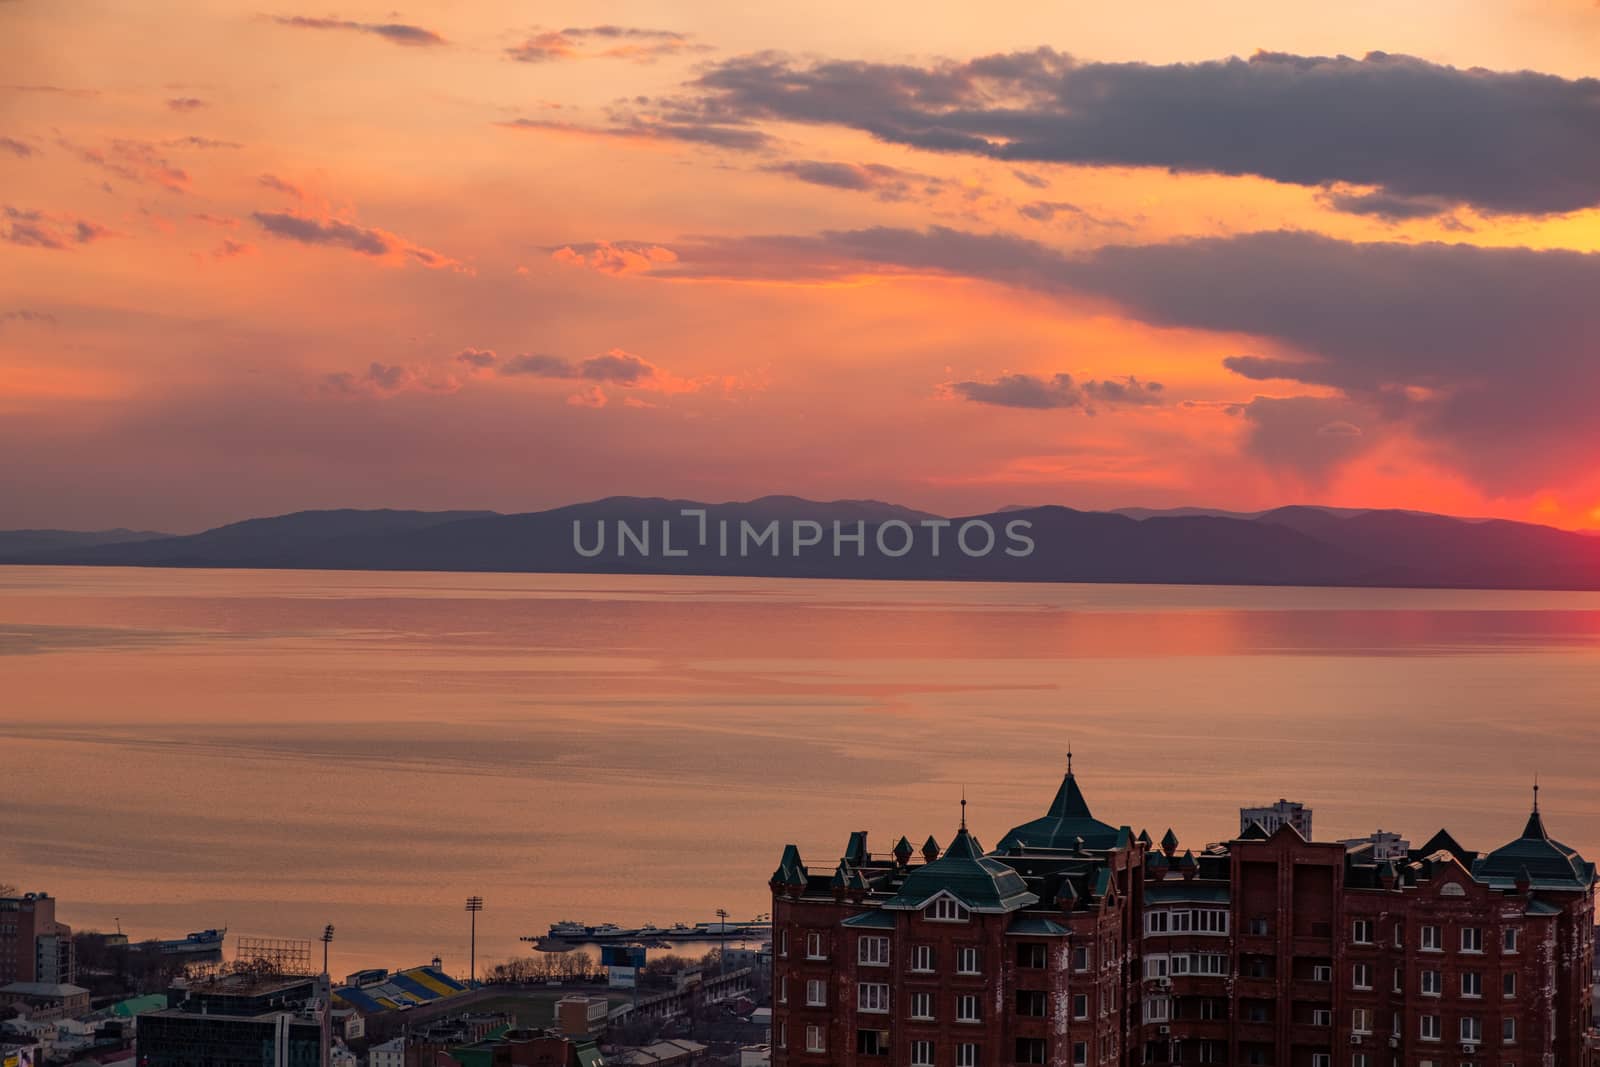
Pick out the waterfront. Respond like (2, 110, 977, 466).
(5, 565, 1600, 976)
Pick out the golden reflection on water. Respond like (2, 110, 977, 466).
(3, 566, 1600, 974)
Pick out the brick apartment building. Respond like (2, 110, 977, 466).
(768, 762, 1594, 1067)
(0, 893, 74, 986)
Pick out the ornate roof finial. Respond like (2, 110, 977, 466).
(1533, 775, 1540, 814)
(960, 787, 968, 831)
(1066, 741, 1073, 776)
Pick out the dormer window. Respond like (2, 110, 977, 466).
(926, 896, 970, 922)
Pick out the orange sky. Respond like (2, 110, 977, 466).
(4, 1, 1600, 532)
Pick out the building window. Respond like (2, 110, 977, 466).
(1420, 969, 1440, 996)
(1392, 922, 1404, 948)
(957, 994, 979, 1023)
(1420, 925, 1440, 951)
(1312, 964, 1332, 982)
(1352, 919, 1373, 944)
(1420, 1014, 1439, 1041)
(1311, 1055, 1330, 1067)
(1017, 942, 1047, 969)
(858, 983, 890, 1014)
(1143, 996, 1170, 1024)
(1147, 910, 1169, 934)
(957, 1044, 978, 1067)
(806, 932, 826, 960)
(858, 936, 889, 966)
(805, 1025, 825, 1053)
(1503, 927, 1520, 953)
(1352, 1008, 1371, 1034)
(926, 897, 970, 922)
(1392, 967, 1402, 993)
(1312, 1008, 1332, 1027)
(912, 1041, 934, 1066)
(779, 975, 787, 1004)
(805, 979, 826, 1007)
(1072, 993, 1088, 1020)
(956, 947, 979, 975)
(1352, 1056, 1370, 1067)
(1461, 927, 1483, 953)
(1352, 963, 1371, 990)
(777, 1021, 786, 1048)
(1248, 917, 1269, 937)
(911, 991, 934, 1020)
(911, 944, 933, 972)
(1502, 1016, 1516, 1043)
(1015, 989, 1047, 1017)
(1144, 955, 1168, 979)
(1503, 971, 1517, 998)
(1071, 945, 1091, 971)
(1072, 1041, 1087, 1066)
(1015, 1038, 1047, 1064)
(1460, 1016, 1482, 1044)
(1462, 971, 1481, 998)
(779, 929, 788, 957)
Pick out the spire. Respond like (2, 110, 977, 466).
(1533, 776, 1540, 814)
(1066, 740, 1072, 776)
(1522, 782, 1550, 841)
(960, 787, 967, 832)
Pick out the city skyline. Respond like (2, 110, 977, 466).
(6, 3, 1600, 532)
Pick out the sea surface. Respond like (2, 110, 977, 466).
(4, 566, 1600, 977)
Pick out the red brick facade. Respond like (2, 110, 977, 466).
(769, 769, 1594, 1067)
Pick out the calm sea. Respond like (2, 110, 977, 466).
(4, 566, 1599, 976)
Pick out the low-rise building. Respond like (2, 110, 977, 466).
(0, 983, 90, 1022)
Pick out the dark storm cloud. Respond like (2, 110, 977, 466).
(1230, 396, 1376, 484)
(684, 49, 1600, 215)
(271, 16, 445, 47)
(582, 223, 1600, 490)
(948, 372, 1163, 412)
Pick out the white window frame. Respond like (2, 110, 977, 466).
(956, 946, 980, 975)
(926, 895, 970, 922)
(857, 982, 890, 1014)
(805, 979, 826, 1007)
(805, 931, 826, 960)
(911, 1040, 934, 1067)
(910, 991, 934, 1021)
(957, 993, 980, 1023)
(805, 1024, 825, 1053)
(858, 935, 889, 967)
(1461, 926, 1483, 953)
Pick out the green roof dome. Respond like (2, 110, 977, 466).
(883, 826, 1037, 913)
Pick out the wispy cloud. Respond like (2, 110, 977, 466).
(271, 15, 445, 47)
(252, 210, 463, 269)
(506, 25, 706, 64)
(2, 205, 116, 250)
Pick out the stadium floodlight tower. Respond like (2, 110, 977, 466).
(465, 896, 485, 989)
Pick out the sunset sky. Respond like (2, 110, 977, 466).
(5, 1, 1600, 532)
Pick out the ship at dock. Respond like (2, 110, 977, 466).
(152, 928, 227, 956)
(526, 917, 769, 952)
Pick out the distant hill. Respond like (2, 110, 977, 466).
(0, 528, 169, 558)
(7, 498, 1600, 590)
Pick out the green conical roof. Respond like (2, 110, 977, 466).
(1473, 803, 1594, 890)
(997, 768, 1121, 852)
